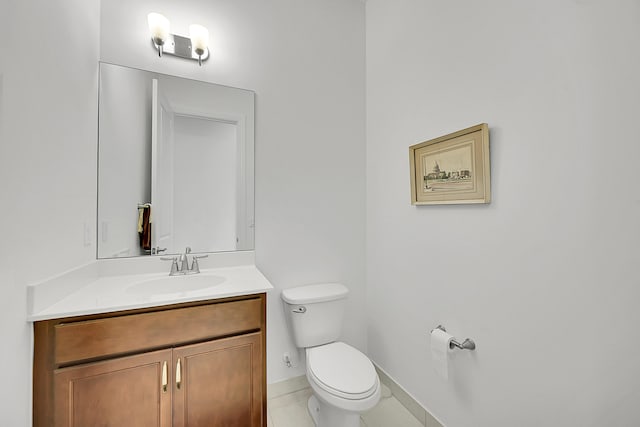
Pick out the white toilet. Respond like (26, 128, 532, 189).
(281, 283, 381, 427)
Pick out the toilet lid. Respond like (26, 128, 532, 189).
(307, 342, 378, 400)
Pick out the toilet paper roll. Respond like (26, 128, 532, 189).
(431, 328, 454, 380)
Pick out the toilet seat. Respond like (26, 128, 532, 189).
(306, 342, 378, 400)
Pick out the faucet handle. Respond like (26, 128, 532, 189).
(191, 254, 208, 274)
(185, 247, 192, 254)
(160, 257, 179, 275)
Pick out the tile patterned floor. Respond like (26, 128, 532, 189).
(267, 384, 424, 427)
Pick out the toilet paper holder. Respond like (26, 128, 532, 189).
(431, 325, 476, 351)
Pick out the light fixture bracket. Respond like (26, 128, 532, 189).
(151, 33, 209, 63)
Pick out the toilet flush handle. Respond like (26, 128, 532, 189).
(292, 306, 306, 314)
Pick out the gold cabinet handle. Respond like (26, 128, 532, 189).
(161, 361, 168, 393)
(176, 358, 182, 389)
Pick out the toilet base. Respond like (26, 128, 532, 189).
(307, 395, 361, 427)
(307, 395, 320, 426)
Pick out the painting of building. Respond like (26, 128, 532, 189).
(421, 144, 474, 192)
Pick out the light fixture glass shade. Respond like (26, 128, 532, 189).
(148, 12, 170, 44)
(189, 24, 209, 54)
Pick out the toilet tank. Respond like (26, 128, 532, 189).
(281, 283, 348, 348)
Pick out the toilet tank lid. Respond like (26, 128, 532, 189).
(281, 283, 349, 304)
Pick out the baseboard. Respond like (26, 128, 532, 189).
(267, 375, 310, 399)
(374, 364, 445, 427)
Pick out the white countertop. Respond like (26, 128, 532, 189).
(27, 255, 274, 321)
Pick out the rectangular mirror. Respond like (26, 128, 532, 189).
(97, 62, 255, 258)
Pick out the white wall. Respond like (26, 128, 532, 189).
(101, 0, 367, 384)
(366, 1, 640, 426)
(0, 0, 100, 424)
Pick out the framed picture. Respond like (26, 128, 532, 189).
(409, 123, 490, 205)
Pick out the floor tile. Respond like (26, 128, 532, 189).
(269, 375, 311, 399)
(361, 396, 424, 427)
(380, 382, 392, 399)
(270, 397, 315, 427)
(268, 387, 313, 410)
(268, 387, 424, 427)
(266, 407, 275, 427)
(425, 410, 444, 427)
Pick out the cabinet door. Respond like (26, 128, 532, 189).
(53, 348, 173, 427)
(173, 332, 263, 427)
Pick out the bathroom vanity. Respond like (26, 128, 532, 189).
(29, 62, 268, 426)
(34, 294, 265, 426)
(29, 260, 272, 427)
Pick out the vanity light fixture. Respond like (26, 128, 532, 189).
(147, 12, 210, 66)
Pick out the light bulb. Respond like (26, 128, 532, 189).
(189, 24, 209, 64)
(148, 13, 170, 46)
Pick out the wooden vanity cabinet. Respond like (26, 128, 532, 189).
(52, 348, 173, 426)
(173, 333, 262, 427)
(33, 293, 266, 427)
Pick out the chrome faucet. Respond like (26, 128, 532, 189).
(179, 247, 192, 271)
(161, 247, 208, 276)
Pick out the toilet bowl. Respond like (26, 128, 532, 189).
(281, 283, 381, 427)
(305, 342, 381, 426)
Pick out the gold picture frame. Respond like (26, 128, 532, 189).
(409, 124, 490, 205)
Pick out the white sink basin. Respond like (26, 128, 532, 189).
(126, 274, 226, 295)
